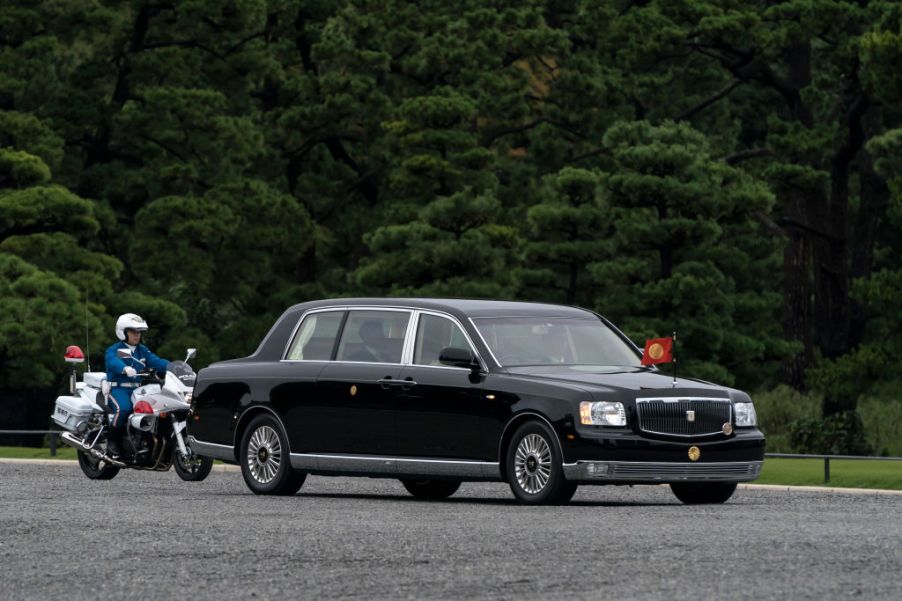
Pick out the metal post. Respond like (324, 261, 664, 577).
(824, 457, 830, 483)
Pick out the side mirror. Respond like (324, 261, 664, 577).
(438, 347, 479, 371)
(185, 348, 197, 362)
(116, 348, 133, 360)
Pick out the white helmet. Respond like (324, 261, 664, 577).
(115, 313, 148, 341)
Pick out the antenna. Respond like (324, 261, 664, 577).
(84, 291, 91, 372)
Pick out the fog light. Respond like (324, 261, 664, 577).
(587, 462, 610, 476)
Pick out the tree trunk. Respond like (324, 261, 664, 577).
(849, 107, 889, 350)
(781, 224, 814, 389)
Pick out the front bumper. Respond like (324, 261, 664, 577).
(563, 459, 762, 482)
(561, 427, 765, 483)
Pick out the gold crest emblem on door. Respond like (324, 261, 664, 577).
(350, 385, 357, 396)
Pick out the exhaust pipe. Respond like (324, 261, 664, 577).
(60, 431, 126, 468)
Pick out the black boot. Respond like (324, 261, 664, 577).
(106, 429, 123, 460)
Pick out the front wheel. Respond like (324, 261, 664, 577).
(77, 450, 120, 480)
(505, 421, 577, 505)
(401, 479, 461, 500)
(670, 482, 738, 504)
(240, 414, 306, 495)
(174, 452, 214, 482)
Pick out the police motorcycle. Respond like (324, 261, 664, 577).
(52, 345, 213, 481)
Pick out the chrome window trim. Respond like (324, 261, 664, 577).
(281, 307, 347, 361)
(635, 396, 733, 438)
(469, 316, 502, 368)
(410, 310, 487, 372)
(281, 304, 487, 371)
(281, 306, 413, 364)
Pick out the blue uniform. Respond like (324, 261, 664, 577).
(104, 342, 169, 430)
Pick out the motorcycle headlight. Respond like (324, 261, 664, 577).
(579, 401, 627, 426)
(734, 402, 757, 427)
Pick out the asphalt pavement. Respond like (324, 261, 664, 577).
(1, 462, 899, 600)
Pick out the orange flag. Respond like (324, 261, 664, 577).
(641, 337, 673, 366)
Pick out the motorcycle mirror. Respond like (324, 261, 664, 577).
(116, 348, 133, 359)
(185, 348, 197, 362)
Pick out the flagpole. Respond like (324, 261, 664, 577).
(672, 331, 677, 387)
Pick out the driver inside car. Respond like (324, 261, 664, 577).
(104, 313, 170, 458)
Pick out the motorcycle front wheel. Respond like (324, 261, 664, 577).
(77, 451, 120, 480)
(174, 452, 214, 482)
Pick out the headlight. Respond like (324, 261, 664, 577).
(579, 401, 627, 426)
(734, 402, 757, 427)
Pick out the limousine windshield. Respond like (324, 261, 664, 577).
(472, 316, 642, 368)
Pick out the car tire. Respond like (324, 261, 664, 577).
(400, 479, 461, 500)
(670, 482, 737, 504)
(505, 421, 577, 505)
(77, 450, 120, 480)
(240, 414, 306, 495)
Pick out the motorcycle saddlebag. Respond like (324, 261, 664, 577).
(52, 395, 99, 432)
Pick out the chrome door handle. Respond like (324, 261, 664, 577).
(401, 378, 417, 390)
(378, 378, 398, 389)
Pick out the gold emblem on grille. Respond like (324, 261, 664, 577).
(350, 385, 357, 396)
(688, 446, 701, 461)
(722, 422, 733, 435)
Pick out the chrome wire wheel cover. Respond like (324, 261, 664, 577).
(246, 425, 282, 484)
(514, 433, 552, 494)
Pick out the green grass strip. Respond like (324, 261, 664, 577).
(0, 446, 78, 460)
(758, 457, 902, 490)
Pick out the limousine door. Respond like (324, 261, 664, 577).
(313, 309, 412, 456)
(395, 313, 486, 460)
(315, 363, 401, 455)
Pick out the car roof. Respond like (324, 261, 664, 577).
(288, 298, 597, 318)
(231, 298, 603, 364)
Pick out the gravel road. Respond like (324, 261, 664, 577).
(1, 462, 899, 600)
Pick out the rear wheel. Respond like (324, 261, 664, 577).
(670, 482, 737, 504)
(505, 421, 577, 505)
(240, 414, 306, 495)
(400, 479, 461, 500)
(174, 452, 214, 482)
(77, 450, 120, 480)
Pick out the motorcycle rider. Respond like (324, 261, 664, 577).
(104, 313, 169, 458)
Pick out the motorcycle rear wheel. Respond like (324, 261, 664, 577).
(174, 452, 214, 481)
(77, 451, 120, 480)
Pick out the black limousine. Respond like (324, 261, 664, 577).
(187, 298, 764, 505)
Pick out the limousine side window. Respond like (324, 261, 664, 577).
(413, 314, 473, 366)
(335, 310, 410, 364)
(285, 311, 345, 360)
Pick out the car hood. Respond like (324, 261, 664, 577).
(504, 366, 733, 398)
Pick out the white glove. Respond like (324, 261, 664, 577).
(123, 366, 137, 378)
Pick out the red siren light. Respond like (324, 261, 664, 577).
(64, 345, 85, 364)
(133, 401, 154, 414)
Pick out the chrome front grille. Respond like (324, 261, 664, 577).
(636, 397, 732, 437)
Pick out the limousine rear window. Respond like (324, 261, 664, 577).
(472, 316, 642, 368)
(335, 310, 411, 364)
(285, 311, 345, 360)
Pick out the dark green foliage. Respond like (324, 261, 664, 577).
(1, 0, 901, 436)
(789, 411, 874, 456)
